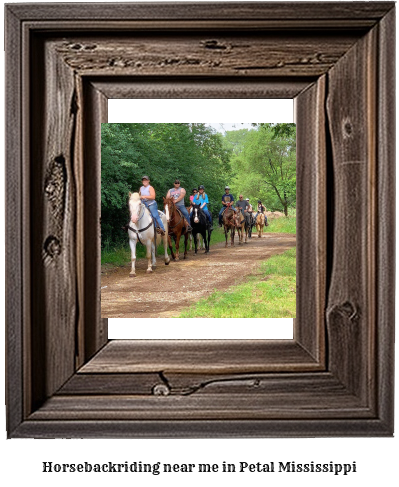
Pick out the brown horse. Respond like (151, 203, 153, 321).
(163, 196, 190, 261)
(222, 207, 241, 247)
(235, 207, 245, 244)
(256, 213, 265, 238)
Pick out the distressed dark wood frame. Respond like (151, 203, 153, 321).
(5, 2, 395, 438)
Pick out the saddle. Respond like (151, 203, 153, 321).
(168, 206, 190, 235)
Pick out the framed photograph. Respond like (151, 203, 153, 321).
(102, 102, 296, 338)
(5, 2, 395, 437)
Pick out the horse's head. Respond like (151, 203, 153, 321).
(129, 192, 142, 223)
(163, 196, 174, 222)
(234, 213, 242, 228)
(257, 213, 265, 225)
(192, 205, 200, 224)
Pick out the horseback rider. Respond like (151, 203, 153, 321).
(189, 188, 198, 204)
(219, 186, 236, 226)
(166, 179, 193, 231)
(246, 198, 255, 226)
(193, 185, 213, 230)
(254, 199, 268, 226)
(236, 194, 250, 225)
(139, 175, 166, 236)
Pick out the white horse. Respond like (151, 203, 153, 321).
(128, 192, 170, 277)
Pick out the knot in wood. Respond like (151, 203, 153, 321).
(152, 383, 170, 396)
(343, 119, 353, 137)
(201, 40, 227, 50)
(43, 236, 62, 263)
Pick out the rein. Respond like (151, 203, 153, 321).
(166, 202, 183, 232)
(128, 204, 153, 245)
(223, 209, 238, 228)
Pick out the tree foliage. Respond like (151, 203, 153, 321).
(101, 123, 296, 246)
(229, 124, 296, 215)
(101, 123, 231, 245)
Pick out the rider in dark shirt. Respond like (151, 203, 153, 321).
(254, 200, 268, 226)
(236, 194, 250, 224)
(219, 186, 235, 226)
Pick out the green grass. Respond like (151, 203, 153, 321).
(101, 217, 296, 266)
(101, 226, 227, 266)
(179, 247, 296, 318)
(264, 216, 296, 234)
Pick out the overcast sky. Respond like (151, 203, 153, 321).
(206, 123, 254, 134)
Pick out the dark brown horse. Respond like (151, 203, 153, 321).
(163, 196, 190, 261)
(222, 206, 242, 247)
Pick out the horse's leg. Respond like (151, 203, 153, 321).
(193, 230, 198, 254)
(203, 230, 209, 253)
(231, 228, 235, 246)
(163, 233, 170, 265)
(128, 237, 137, 277)
(183, 232, 189, 259)
(145, 240, 153, 273)
(151, 240, 157, 268)
(224, 226, 228, 248)
(167, 234, 176, 260)
(174, 231, 181, 261)
(189, 233, 193, 251)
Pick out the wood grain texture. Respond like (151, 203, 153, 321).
(79, 340, 320, 374)
(5, 5, 24, 436)
(13, 418, 391, 439)
(7, 2, 394, 22)
(295, 76, 326, 363)
(30, 37, 78, 407)
(376, 7, 395, 432)
(5, 2, 395, 438)
(91, 78, 311, 99)
(53, 34, 360, 78)
(35, 371, 374, 422)
(80, 81, 108, 364)
(60, 371, 353, 397)
(326, 26, 377, 405)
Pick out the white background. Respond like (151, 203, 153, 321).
(1, 1, 398, 486)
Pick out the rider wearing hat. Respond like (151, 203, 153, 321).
(166, 179, 192, 231)
(193, 185, 213, 230)
(236, 194, 250, 224)
(139, 175, 166, 235)
(254, 199, 268, 226)
(219, 186, 236, 226)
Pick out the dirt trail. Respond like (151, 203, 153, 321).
(101, 233, 296, 318)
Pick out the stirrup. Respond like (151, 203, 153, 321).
(157, 228, 165, 236)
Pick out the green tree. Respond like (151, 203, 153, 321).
(228, 124, 296, 214)
(101, 123, 231, 246)
(245, 125, 296, 215)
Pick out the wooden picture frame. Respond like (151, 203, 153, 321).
(5, 2, 395, 438)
